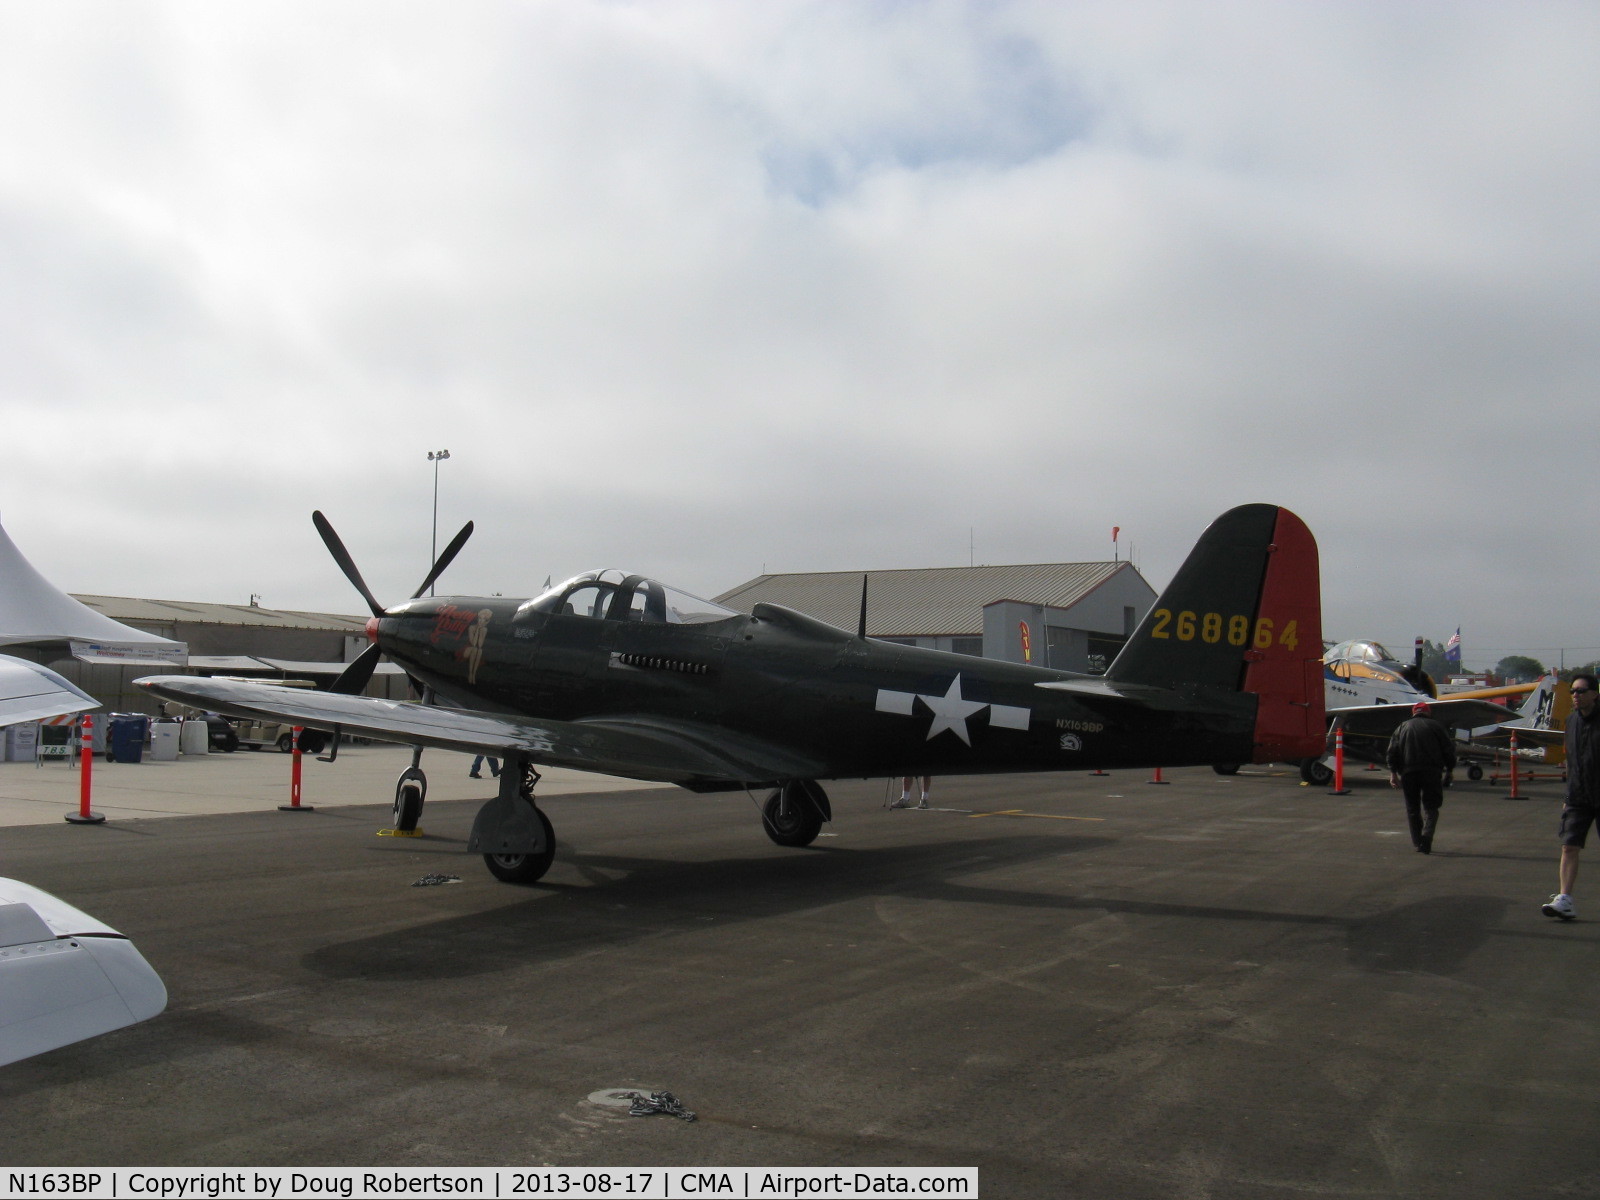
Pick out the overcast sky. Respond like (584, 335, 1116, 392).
(3, 2, 1596, 669)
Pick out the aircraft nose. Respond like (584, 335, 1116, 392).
(365, 617, 380, 643)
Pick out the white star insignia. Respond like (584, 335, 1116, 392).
(875, 674, 1032, 745)
(916, 674, 989, 745)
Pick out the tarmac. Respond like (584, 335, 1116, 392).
(0, 741, 661, 825)
(2, 754, 1597, 1199)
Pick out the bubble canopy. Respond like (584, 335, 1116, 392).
(518, 570, 740, 626)
(1325, 640, 1399, 665)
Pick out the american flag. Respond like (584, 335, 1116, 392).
(1446, 627, 1461, 667)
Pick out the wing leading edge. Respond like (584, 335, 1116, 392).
(1335, 696, 1520, 738)
(0, 654, 99, 726)
(132, 675, 820, 787)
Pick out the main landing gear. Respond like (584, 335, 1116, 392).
(468, 755, 556, 884)
(760, 780, 832, 848)
(1299, 757, 1334, 787)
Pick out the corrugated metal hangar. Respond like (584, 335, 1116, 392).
(15, 596, 407, 714)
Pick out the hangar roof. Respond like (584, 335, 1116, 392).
(71, 595, 366, 633)
(714, 561, 1143, 638)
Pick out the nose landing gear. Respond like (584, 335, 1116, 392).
(393, 767, 427, 833)
(388, 746, 428, 835)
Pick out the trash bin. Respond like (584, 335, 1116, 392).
(5, 721, 40, 762)
(149, 719, 180, 761)
(107, 715, 149, 763)
(179, 718, 210, 755)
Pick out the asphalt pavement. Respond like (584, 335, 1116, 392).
(1, 760, 1594, 1199)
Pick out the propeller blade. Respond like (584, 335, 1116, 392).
(312, 510, 384, 618)
(411, 520, 475, 599)
(329, 642, 383, 696)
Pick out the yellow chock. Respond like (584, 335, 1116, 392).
(376, 827, 425, 838)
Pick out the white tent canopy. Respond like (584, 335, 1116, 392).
(0, 519, 185, 662)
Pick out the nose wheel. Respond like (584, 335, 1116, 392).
(393, 766, 427, 833)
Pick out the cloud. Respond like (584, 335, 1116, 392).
(1, 1, 1597, 665)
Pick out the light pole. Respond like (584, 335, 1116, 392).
(427, 449, 451, 589)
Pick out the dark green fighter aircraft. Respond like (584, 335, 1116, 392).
(136, 503, 1325, 885)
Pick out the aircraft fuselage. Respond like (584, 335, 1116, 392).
(375, 592, 1257, 785)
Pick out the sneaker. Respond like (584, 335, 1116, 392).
(890, 797, 912, 809)
(468, 772, 482, 779)
(1543, 893, 1576, 921)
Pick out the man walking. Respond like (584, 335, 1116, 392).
(1386, 701, 1456, 854)
(1543, 673, 1600, 920)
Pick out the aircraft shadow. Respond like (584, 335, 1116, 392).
(303, 833, 1110, 982)
(304, 831, 1510, 983)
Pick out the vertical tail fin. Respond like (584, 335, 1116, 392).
(1533, 675, 1571, 766)
(1107, 504, 1324, 762)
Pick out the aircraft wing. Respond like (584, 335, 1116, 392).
(0, 654, 99, 726)
(1335, 697, 1520, 738)
(133, 675, 822, 786)
(1445, 682, 1539, 703)
(0, 877, 167, 1067)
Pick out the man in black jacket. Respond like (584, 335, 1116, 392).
(1386, 701, 1457, 854)
(1543, 673, 1600, 920)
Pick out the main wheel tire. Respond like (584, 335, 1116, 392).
(216, 730, 239, 753)
(1212, 763, 1241, 776)
(762, 782, 825, 847)
(1299, 758, 1334, 787)
(483, 809, 557, 884)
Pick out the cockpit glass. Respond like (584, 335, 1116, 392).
(561, 582, 617, 619)
(1325, 640, 1398, 665)
(519, 572, 739, 625)
(658, 583, 739, 624)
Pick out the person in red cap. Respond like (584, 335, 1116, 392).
(1385, 700, 1456, 853)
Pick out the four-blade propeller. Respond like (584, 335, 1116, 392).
(312, 510, 474, 695)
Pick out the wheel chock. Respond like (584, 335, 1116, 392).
(376, 827, 426, 838)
